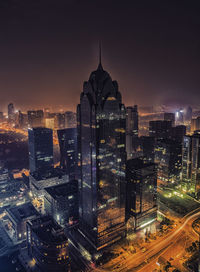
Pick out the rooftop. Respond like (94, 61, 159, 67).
(29, 216, 67, 244)
(7, 202, 38, 223)
(45, 180, 78, 198)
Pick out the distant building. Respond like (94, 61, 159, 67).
(184, 106, 192, 122)
(126, 158, 157, 231)
(149, 120, 172, 139)
(28, 127, 54, 175)
(8, 103, 15, 123)
(0, 112, 4, 122)
(54, 113, 65, 129)
(6, 202, 39, 241)
(44, 180, 79, 227)
(175, 109, 184, 125)
(27, 216, 70, 272)
(191, 117, 200, 133)
(18, 111, 28, 128)
(65, 111, 76, 128)
(164, 112, 175, 126)
(57, 128, 77, 180)
(155, 139, 182, 184)
(27, 110, 44, 127)
(126, 105, 139, 159)
(45, 117, 55, 129)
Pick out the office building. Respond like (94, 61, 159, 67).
(149, 120, 172, 139)
(27, 110, 44, 127)
(182, 135, 192, 184)
(191, 117, 200, 133)
(171, 125, 186, 142)
(55, 113, 65, 129)
(126, 105, 139, 159)
(27, 216, 70, 272)
(182, 132, 200, 198)
(6, 202, 39, 241)
(164, 112, 175, 126)
(126, 158, 157, 231)
(8, 102, 15, 123)
(57, 128, 77, 180)
(65, 111, 76, 128)
(77, 58, 126, 250)
(28, 127, 54, 175)
(140, 136, 155, 163)
(175, 109, 184, 125)
(44, 180, 79, 227)
(30, 168, 68, 199)
(155, 139, 182, 184)
(185, 106, 192, 122)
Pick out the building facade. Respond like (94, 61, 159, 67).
(77, 61, 126, 250)
(44, 180, 79, 227)
(126, 105, 139, 159)
(57, 128, 77, 180)
(126, 158, 157, 231)
(28, 127, 54, 175)
(27, 216, 70, 272)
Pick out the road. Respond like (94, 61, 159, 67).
(97, 208, 200, 272)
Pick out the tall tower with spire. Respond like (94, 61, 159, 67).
(77, 50, 126, 251)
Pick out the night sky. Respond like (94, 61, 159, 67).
(0, 0, 200, 112)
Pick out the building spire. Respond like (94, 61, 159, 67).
(97, 41, 103, 70)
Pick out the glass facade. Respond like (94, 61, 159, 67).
(126, 158, 157, 230)
(57, 128, 77, 180)
(77, 63, 126, 250)
(28, 127, 54, 175)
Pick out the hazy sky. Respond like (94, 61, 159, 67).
(0, 0, 200, 112)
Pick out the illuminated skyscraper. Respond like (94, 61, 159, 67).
(77, 57, 126, 250)
(126, 105, 139, 159)
(57, 128, 77, 180)
(126, 158, 157, 231)
(28, 127, 54, 175)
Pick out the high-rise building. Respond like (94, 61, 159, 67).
(182, 135, 192, 184)
(191, 117, 200, 133)
(55, 113, 65, 129)
(8, 103, 15, 123)
(57, 128, 77, 180)
(182, 133, 200, 198)
(164, 112, 175, 126)
(126, 158, 157, 232)
(126, 105, 139, 159)
(185, 106, 192, 122)
(44, 180, 79, 227)
(27, 216, 70, 272)
(6, 202, 39, 241)
(140, 136, 155, 163)
(27, 110, 44, 128)
(175, 109, 184, 125)
(65, 111, 76, 128)
(28, 127, 54, 175)
(155, 139, 182, 184)
(171, 125, 186, 142)
(0, 112, 4, 122)
(149, 120, 172, 139)
(77, 59, 126, 250)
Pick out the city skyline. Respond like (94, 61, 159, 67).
(0, 1, 200, 111)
